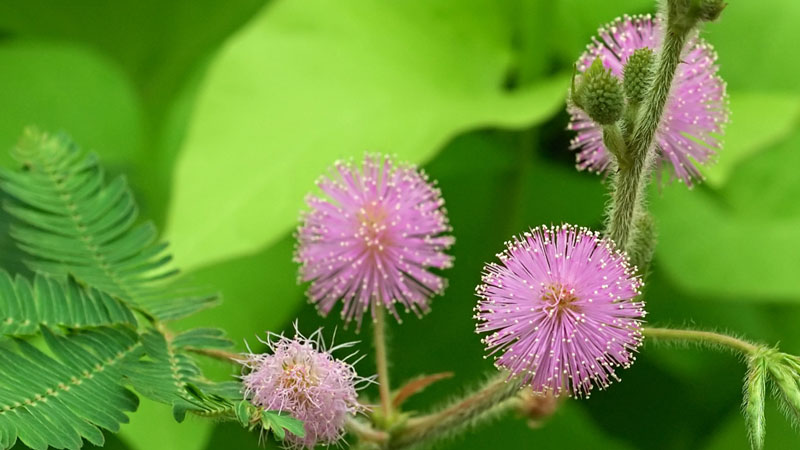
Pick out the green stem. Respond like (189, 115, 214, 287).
(374, 307, 393, 421)
(602, 123, 629, 168)
(388, 375, 521, 450)
(643, 327, 760, 356)
(606, 8, 691, 250)
(347, 418, 389, 445)
(186, 346, 242, 363)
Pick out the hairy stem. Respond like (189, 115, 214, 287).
(388, 375, 521, 449)
(347, 418, 390, 445)
(643, 327, 760, 356)
(606, 8, 691, 250)
(602, 123, 629, 169)
(186, 347, 242, 363)
(374, 307, 393, 421)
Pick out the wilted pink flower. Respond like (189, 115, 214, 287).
(241, 326, 369, 449)
(568, 14, 729, 185)
(475, 225, 645, 397)
(296, 154, 454, 327)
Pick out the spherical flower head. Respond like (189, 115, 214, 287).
(295, 154, 455, 328)
(241, 326, 369, 449)
(568, 14, 729, 186)
(474, 224, 646, 398)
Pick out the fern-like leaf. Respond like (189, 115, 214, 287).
(124, 328, 240, 421)
(0, 271, 136, 336)
(0, 129, 215, 321)
(0, 326, 141, 450)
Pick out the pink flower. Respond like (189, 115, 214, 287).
(296, 154, 454, 327)
(241, 326, 369, 449)
(568, 14, 729, 185)
(475, 225, 646, 397)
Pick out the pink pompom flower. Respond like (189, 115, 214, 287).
(295, 154, 454, 327)
(475, 225, 646, 397)
(568, 14, 729, 185)
(241, 326, 370, 449)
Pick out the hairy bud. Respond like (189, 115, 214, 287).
(623, 48, 655, 105)
(768, 354, 800, 428)
(577, 59, 625, 125)
(744, 352, 770, 450)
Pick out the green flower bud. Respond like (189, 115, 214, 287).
(768, 355, 800, 427)
(744, 352, 770, 450)
(623, 48, 655, 106)
(578, 58, 625, 125)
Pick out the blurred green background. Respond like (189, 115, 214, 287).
(2, 0, 799, 448)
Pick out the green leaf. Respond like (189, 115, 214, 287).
(653, 186, 800, 300)
(235, 401, 252, 428)
(123, 328, 238, 421)
(0, 129, 216, 321)
(178, 235, 303, 349)
(653, 131, 800, 300)
(0, 271, 136, 336)
(0, 0, 270, 230)
(705, 91, 800, 187)
(260, 410, 305, 441)
(706, 0, 800, 93)
(0, 0, 266, 110)
(0, 326, 141, 450)
(117, 399, 214, 450)
(0, 41, 143, 173)
(165, 0, 570, 270)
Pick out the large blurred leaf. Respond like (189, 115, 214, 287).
(706, 0, 800, 93)
(705, 91, 800, 187)
(653, 131, 800, 300)
(165, 0, 571, 271)
(0, 41, 143, 170)
(118, 400, 213, 450)
(549, 0, 652, 63)
(178, 234, 303, 349)
(0, 0, 266, 110)
(0, 0, 268, 226)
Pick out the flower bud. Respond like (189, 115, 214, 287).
(577, 59, 625, 126)
(623, 48, 655, 105)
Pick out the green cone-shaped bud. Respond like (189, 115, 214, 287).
(623, 48, 655, 106)
(579, 58, 624, 125)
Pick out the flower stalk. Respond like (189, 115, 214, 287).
(606, 9, 692, 251)
(643, 327, 760, 356)
(374, 307, 394, 423)
(387, 375, 522, 450)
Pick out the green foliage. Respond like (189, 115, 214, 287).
(653, 129, 800, 300)
(0, 129, 216, 321)
(165, 0, 571, 271)
(0, 271, 136, 336)
(0, 326, 141, 450)
(233, 402, 306, 442)
(125, 329, 239, 422)
(0, 0, 799, 449)
(0, 42, 143, 172)
(705, 92, 800, 187)
(260, 410, 305, 441)
(0, 131, 250, 449)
